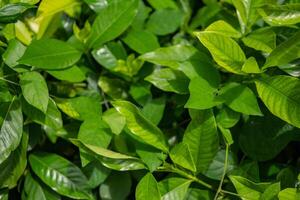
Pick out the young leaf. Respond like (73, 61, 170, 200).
(255, 75, 300, 128)
(19, 39, 82, 70)
(87, 0, 139, 48)
(29, 152, 92, 199)
(145, 68, 189, 94)
(0, 98, 23, 164)
(195, 32, 246, 74)
(136, 173, 161, 200)
(278, 188, 300, 200)
(205, 20, 241, 38)
(20, 71, 49, 113)
(183, 109, 219, 173)
(112, 100, 168, 153)
(241, 57, 261, 74)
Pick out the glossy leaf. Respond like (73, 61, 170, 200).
(0, 131, 28, 188)
(47, 65, 86, 83)
(183, 109, 219, 173)
(255, 75, 300, 128)
(263, 31, 300, 69)
(195, 32, 246, 74)
(278, 188, 300, 200)
(204, 20, 241, 38)
(258, 4, 300, 26)
(112, 100, 168, 152)
(29, 152, 92, 199)
(19, 39, 82, 70)
(170, 143, 196, 172)
(0, 98, 23, 164)
(0, 3, 33, 23)
(87, 0, 139, 48)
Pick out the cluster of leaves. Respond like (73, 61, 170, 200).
(0, 0, 300, 199)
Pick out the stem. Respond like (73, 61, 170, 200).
(214, 144, 230, 200)
(0, 77, 19, 86)
(157, 164, 213, 190)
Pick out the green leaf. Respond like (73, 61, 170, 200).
(19, 39, 82, 70)
(184, 188, 212, 200)
(22, 173, 61, 200)
(263, 31, 300, 69)
(185, 76, 221, 109)
(241, 57, 261, 74)
(242, 28, 276, 53)
(232, 0, 264, 32)
(261, 182, 281, 200)
(218, 82, 262, 116)
(145, 68, 189, 94)
(22, 98, 63, 142)
(131, 0, 151, 29)
(87, 0, 139, 48)
(170, 143, 196, 172)
(99, 172, 131, 200)
(0, 98, 23, 164)
(278, 188, 300, 200)
(239, 111, 299, 161)
(122, 29, 160, 54)
(0, 3, 34, 23)
(135, 142, 166, 172)
(146, 9, 183, 36)
(102, 108, 126, 135)
(141, 97, 166, 125)
(33, 0, 80, 39)
(204, 20, 241, 38)
(216, 107, 240, 129)
(56, 94, 102, 121)
(112, 100, 168, 153)
(158, 177, 192, 200)
(29, 152, 92, 199)
(78, 117, 112, 166)
(0, 131, 28, 188)
(47, 65, 86, 83)
(139, 45, 211, 72)
(229, 176, 271, 199)
(204, 149, 236, 180)
(136, 173, 161, 200)
(258, 4, 300, 26)
(83, 160, 110, 188)
(20, 71, 49, 113)
(195, 32, 246, 74)
(183, 109, 219, 173)
(255, 75, 300, 128)
(70, 139, 146, 171)
(2, 39, 27, 70)
(147, 0, 178, 10)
